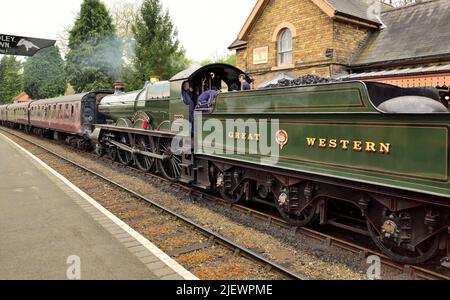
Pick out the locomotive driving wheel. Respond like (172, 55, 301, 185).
(116, 118, 133, 166)
(134, 135, 155, 172)
(157, 137, 182, 181)
(108, 146, 118, 161)
(117, 133, 133, 166)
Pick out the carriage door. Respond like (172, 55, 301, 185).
(81, 95, 96, 134)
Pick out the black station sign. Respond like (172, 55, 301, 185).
(0, 34, 56, 56)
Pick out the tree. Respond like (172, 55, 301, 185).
(65, 0, 122, 93)
(23, 46, 67, 100)
(200, 53, 236, 67)
(126, 0, 189, 91)
(110, 2, 139, 64)
(0, 56, 23, 104)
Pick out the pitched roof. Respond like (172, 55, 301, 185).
(352, 0, 450, 67)
(326, 0, 392, 22)
(229, 0, 390, 49)
(14, 92, 31, 102)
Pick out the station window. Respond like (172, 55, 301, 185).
(278, 28, 292, 66)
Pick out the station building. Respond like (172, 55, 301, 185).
(229, 0, 450, 106)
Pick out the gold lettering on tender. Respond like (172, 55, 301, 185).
(340, 140, 350, 150)
(228, 132, 234, 139)
(248, 133, 254, 141)
(319, 139, 327, 148)
(306, 138, 316, 147)
(329, 139, 337, 149)
(241, 133, 246, 140)
(365, 142, 377, 153)
(353, 141, 363, 152)
(234, 132, 240, 139)
(254, 134, 261, 142)
(379, 143, 391, 154)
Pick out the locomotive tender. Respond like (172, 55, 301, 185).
(1, 64, 449, 264)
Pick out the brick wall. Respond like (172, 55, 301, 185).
(332, 21, 372, 65)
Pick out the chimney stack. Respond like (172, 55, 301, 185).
(114, 81, 125, 94)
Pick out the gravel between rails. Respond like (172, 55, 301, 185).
(4, 129, 414, 280)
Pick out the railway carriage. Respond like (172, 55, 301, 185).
(28, 90, 112, 146)
(0, 104, 8, 124)
(5, 102, 31, 128)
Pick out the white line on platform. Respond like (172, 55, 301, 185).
(0, 132, 199, 280)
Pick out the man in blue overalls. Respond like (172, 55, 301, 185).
(182, 81, 195, 132)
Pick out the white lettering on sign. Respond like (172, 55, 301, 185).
(0, 35, 16, 43)
(0, 35, 17, 49)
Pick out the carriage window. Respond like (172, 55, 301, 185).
(71, 105, 74, 116)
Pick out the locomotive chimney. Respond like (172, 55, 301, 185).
(114, 81, 125, 94)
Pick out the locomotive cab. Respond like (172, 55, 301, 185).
(170, 64, 252, 118)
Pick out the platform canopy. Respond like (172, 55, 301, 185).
(0, 34, 56, 57)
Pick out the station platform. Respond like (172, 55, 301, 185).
(0, 132, 197, 280)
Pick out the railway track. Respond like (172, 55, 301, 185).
(1, 126, 449, 280)
(0, 127, 302, 280)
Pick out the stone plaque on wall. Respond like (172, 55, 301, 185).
(253, 46, 269, 64)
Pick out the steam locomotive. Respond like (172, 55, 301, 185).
(1, 63, 449, 265)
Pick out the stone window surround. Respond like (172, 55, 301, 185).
(272, 22, 297, 68)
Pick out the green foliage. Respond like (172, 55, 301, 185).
(219, 53, 236, 66)
(0, 56, 23, 104)
(200, 53, 236, 67)
(23, 46, 67, 100)
(66, 0, 122, 92)
(124, 0, 189, 90)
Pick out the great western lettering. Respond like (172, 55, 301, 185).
(306, 137, 391, 154)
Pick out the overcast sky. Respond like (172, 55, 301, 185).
(0, 0, 257, 61)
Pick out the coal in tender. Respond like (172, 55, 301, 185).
(264, 75, 340, 88)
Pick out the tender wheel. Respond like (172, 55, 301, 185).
(367, 220, 440, 264)
(215, 170, 245, 204)
(157, 138, 182, 181)
(219, 182, 245, 204)
(275, 183, 318, 226)
(134, 135, 155, 172)
(276, 198, 318, 227)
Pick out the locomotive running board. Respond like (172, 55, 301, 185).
(94, 124, 186, 139)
